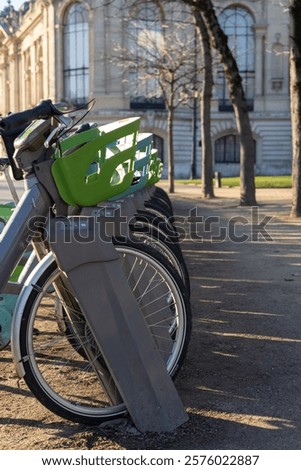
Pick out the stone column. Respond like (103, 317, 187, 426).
(253, 23, 267, 110)
(8, 41, 19, 111)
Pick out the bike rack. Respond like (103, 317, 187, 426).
(48, 214, 188, 432)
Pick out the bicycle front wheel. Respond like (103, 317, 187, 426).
(15, 242, 191, 425)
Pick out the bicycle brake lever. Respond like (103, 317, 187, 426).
(44, 124, 66, 149)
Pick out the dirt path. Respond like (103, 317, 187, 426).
(1, 186, 301, 450)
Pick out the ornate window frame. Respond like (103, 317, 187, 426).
(62, 2, 90, 105)
(217, 5, 255, 112)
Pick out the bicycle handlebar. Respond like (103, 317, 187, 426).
(0, 100, 62, 133)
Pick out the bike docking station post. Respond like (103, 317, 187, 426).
(48, 214, 188, 433)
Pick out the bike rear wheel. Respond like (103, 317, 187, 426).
(15, 241, 191, 424)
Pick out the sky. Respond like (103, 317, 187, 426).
(0, 0, 27, 11)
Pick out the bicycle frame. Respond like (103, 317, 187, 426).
(0, 177, 51, 287)
(0, 174, 52, 349)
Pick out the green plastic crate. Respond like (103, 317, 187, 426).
(51, 117, 140, 206)
(109, 133, 153, 200)
(146, 149, 163, 186)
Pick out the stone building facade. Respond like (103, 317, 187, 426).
(0, 0, 292, 177)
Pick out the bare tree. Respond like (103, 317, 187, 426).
(182, 0, 257, 206)
(114, 0, 201, 193)
(289, 0, 301, 217)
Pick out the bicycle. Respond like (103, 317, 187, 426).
(0, 100, 191, 425)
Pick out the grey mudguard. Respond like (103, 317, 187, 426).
(48, 215, 188, 432)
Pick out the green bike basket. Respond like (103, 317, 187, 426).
(146, 149, 163, 186)
(109, 133, 153, 200)
(51, 117, 140, 206)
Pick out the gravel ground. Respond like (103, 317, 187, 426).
(0, 185, 301, 450)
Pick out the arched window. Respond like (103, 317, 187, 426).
(215, 134, 256, 164)
(128, 2, 193, 110)
(63, 3, 89, 105)
(129, 5, 165, 109)
(218, 6, 255, 111)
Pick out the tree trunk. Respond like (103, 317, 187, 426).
(195, 10, 214, 198)
(167, 107, 175, 193)
(290, 0, 301, 217)
(234, 94, 256, 206)
(183, 0, 257, 206)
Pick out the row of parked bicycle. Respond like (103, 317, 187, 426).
(0, 100, 191, 424)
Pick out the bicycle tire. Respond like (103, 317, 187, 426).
(152, 186, 174, 215)
(133, 210, 180, 243)
(144, 199, 176, 227)
(14, 241, 191, 425)
(138, 204, 176, 233)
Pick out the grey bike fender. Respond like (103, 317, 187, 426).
(11, 251, 55, 379)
